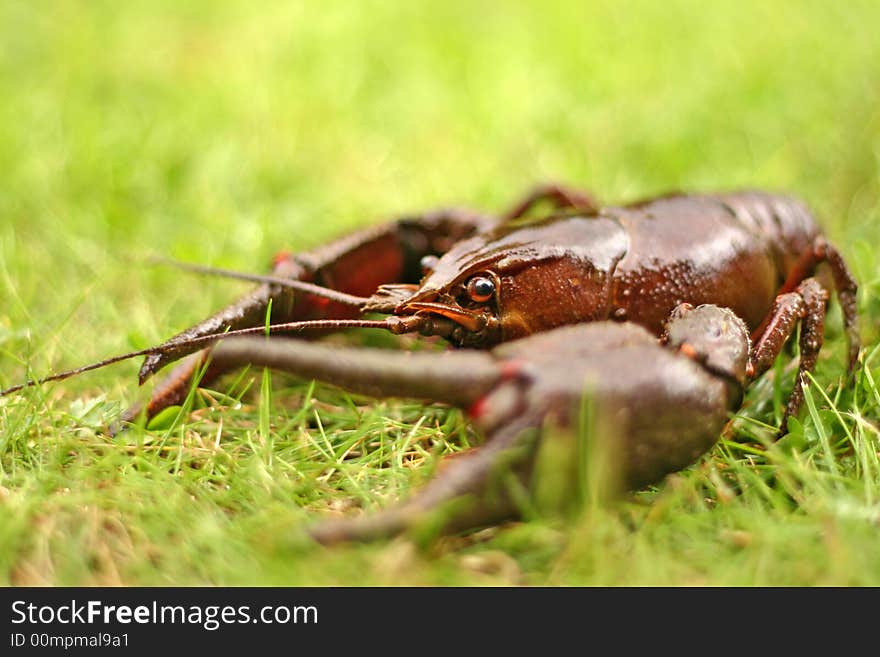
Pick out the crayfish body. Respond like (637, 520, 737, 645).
(132, 186, 858, 431)
(1, 184, 861, 543)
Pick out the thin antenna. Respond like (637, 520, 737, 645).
(148, 256, 371, 307)
(0, 347, 160, 396)
(0, 315, 426, 397)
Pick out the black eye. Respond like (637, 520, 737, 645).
(466, 276, 495, 303)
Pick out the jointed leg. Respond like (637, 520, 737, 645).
(502, 183, 600, 222)
(816, 238, 860, 372)
(775, 236, 860, 373)
(748, 277, 828, 431)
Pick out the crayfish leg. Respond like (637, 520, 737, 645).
(815, 238, 860, 373)
(748, 277, 828, 433)
(772, 236, 860, 374)
(501, 182, 600, 222)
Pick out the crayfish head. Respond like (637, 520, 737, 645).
(394, 214, 628, 348)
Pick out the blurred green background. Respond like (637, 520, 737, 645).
(0, 1, 879, 585)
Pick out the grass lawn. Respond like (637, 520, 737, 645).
(1, 0, 879, 585)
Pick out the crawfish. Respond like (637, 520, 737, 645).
(0, 185, 861, 542)
(2, 185, 858, 426)
(107, 184, 858, 431)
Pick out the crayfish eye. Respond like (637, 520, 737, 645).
(466, 276, 496, 303)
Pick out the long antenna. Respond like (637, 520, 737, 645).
(1, 346, 165, 396)
(0, 316, 425, 397)
(147, 256, 371, 307)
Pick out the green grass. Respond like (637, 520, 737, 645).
(1, 0, 879, 585)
